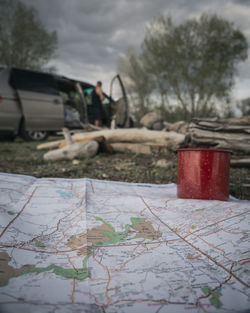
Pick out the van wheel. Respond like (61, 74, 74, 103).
(20, 125, 48, 141)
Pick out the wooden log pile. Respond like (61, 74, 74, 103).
(38, 128, 185, 156)
(185, 116, 250, 167)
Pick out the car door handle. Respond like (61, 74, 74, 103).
(53, 99, 60, 104)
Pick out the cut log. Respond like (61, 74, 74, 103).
(186, 119, 250, 154)
(73, 129, 185, 147)
(140, 112, 163, 130)
(111, 143, 151, 154)
(43, 128, 99, 161)
(62, 128, 73, 145)
(38, 140, 62, 150)
(187, 127, 250, 153)
(169, 121, 188, 134)
(38, 129, 185, 150)
(230, 158, 250, 167)
(184, 117, 250, 168)
(111, 143, 173, 155)
(190, 116, 250, 133)
(43, 141, 99, 161)
(192, 116, 250, 129)
(58, 136, 113, 153)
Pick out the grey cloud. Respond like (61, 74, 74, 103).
(234, 0, 250, 5)
(20, 0, 250, 99)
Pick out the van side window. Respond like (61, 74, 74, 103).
(9, 68, 59, 95)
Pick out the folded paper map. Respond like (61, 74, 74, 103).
(0, 173, 249, 312)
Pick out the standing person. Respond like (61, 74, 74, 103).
(91, 81, 104, 127)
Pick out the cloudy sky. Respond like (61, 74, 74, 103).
(21, 0, 250, 100)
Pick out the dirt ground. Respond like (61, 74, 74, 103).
(0, 136, 249, 200)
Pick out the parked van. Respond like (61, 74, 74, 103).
(0, 67, 130, 140)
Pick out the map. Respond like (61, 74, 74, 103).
(0, 172, 249, 313)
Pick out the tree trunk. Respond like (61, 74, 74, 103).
(38, 129, 185, 150)
(43, 141, 99, 161)
(185, 117, 250, 165)
(111, 143, 173, 155)
(230, 158, 250, 167)
(43, 127, 99, 161)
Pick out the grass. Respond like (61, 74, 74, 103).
(0, 136, 249, 200)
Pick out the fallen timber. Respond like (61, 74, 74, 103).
(185, 116, 250, 167)
(43, 128, 99, 161)
(38, 128, 185, 155)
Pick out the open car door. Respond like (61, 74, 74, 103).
(110, 74, 130, 128)
(10, 68, 64, 131)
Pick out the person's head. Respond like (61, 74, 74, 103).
(96, 81, 102, 87)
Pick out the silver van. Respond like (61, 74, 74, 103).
(0, 67, 130, 140)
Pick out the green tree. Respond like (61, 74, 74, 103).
(237, 97, 250, 116)
(117, 47, 153, 120)
(0, 0, 57, 70)
(142, 14, 248, 120)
